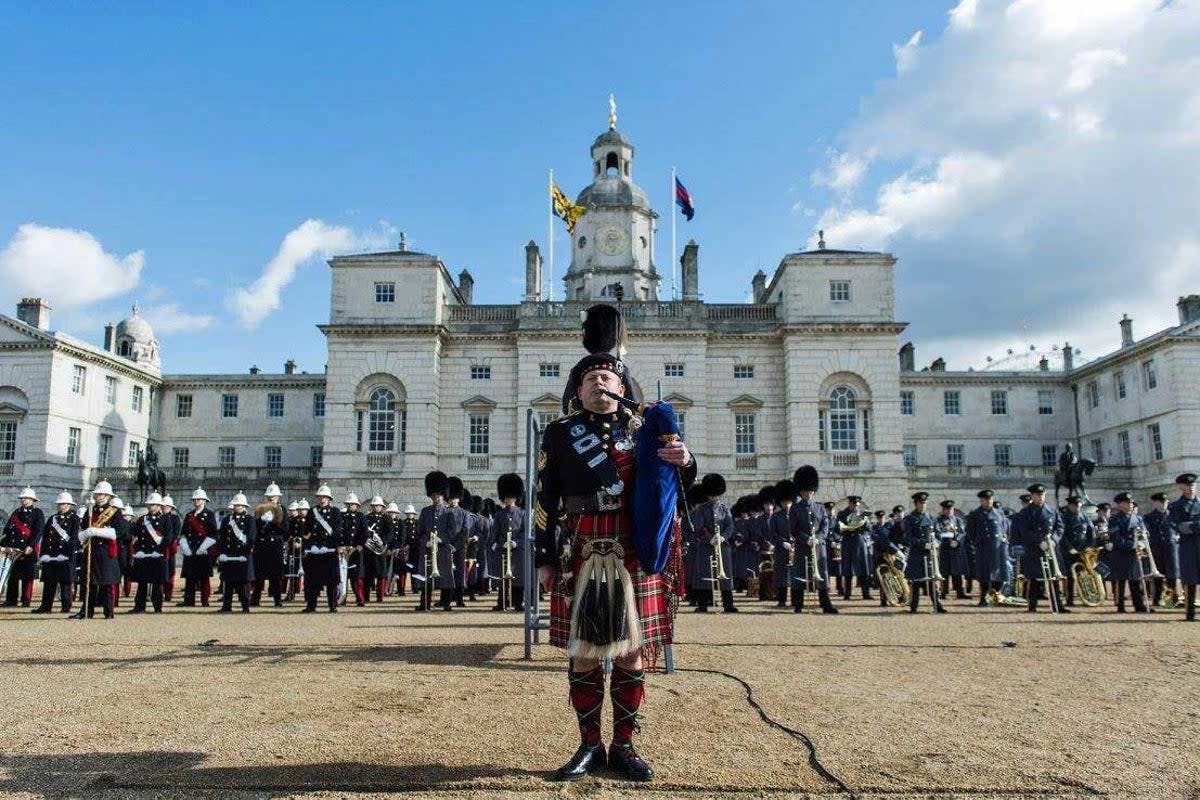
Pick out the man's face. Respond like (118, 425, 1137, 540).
(1180, 482, 1196, 499)
(317, 497, 330, 507)
(1097, 508, 1110, 519)
(94, 494, 111, 507)
(1031, 492, 1046, 506)
(578, 368, 623, 412)
(346, 503, 359, 513)
(57, 503, 72, 515)
(1118, 500, 1133, 514)
(19, 498, 33, 509)
(914, 500, 926, 513)
(192, 499, 205, 510)
(1152, 500, 1166, 511)
(148, 503, 161, 515)
(979, 498, 993, 509)
(1067, 502, 1080, 515)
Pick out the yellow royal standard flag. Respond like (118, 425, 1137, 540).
(551, 182, 587, 234)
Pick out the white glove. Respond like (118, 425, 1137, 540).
(783, 542, 794, 551)
(1069, 549, 1079, 555)
(180, 542, 193, 557)
(132, 551, 146, 560)
(38, 554, 50, 563)
(261, 511, 274, 523)
(78, 530, 91, 543)
(217, 554, 229, 563)
(1039, 541, 1049, 552)
(807, 536, 817, 547)
(1104, 542, 1114, 551)
(950, 540, 959, 549)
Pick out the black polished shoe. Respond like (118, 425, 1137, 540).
(553, 742, 606, 781)
(608, 741, 653, 782)
(821, 605, 840, 614)
(934, 604, 947, 613)
(722, 606, 739, 613)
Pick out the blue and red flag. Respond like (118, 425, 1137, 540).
(674, 177, 695, 221)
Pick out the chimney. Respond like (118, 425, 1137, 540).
(249, 365, 260, 375)
(1178, 294, 1200, 325)
(751, 270, 767, 304)
(524, 240, 542, 301)
(458, 269, 474, 305)
(284, 359, 296, 375)
(1062, 342, 1074, 372)
(681, 240, 700, 300)
(1119, 314, 1134, 347)
(930, 357, 946, 372)
(898, 342, 915, 372)
(15, 298, 50, 330)
(1039, 356, 1049, 372)
(103, 323, 115, 352)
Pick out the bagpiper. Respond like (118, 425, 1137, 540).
(903, 492, 946, 613)
(492, 473, 527, 612)
(129, 493, 171, 613)
(789, 466, 838, 614)
(2, 486, 44, 607)
(33, 492, 79, 614)
(74, 481, 127, 619)
(1168, 473, 1199, 621)
(178, 488, 218, 607)
(302, 486, 341, 613)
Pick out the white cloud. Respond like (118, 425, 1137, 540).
(893, 30, 923, 75)
(0, 223, 143, 309)
(140, 302, 215, 334)
(812, 150, 870, 194)
(808, 0, 1200, 369)
(227, 219, 394, 328)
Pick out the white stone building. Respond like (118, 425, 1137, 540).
(0, 122, 1196, 510)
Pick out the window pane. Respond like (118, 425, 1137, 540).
(993, 444, 1011, 466)
(105, 376, 117, 404)
(470, 365, 491, 380)
(311, 446, 323, 468)
(946, 444, 964, 466)
(268, 393, 285, 418)
(468, 413, 490, 455)
(265, 446, 282, 468)
(375, 282, 396, 303)
(219, 446, 235, 468)
(313, 393, 325, 418)
(173, 447, 189, 468)
(903, 444, 917, 466)
(368, 387, 396, 452)
(734, 413, 756, 454)
(900, 391, 914, 415)
(0, 422, 18, 462)
(1041, 444, 1057, 467)
(177, 394, 193, 418)
(539, 363, 561, 378)
(990, 390, 1007, 415)
(1038, 390, 1053, 415)
(222, 394, 239, 418)
(943, 391, 960, 415)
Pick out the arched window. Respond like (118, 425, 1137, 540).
(828, 387, 857, 451)
(367, 387, 396, 452)
(605, 152, 619, 175)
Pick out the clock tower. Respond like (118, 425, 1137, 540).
(562, 111, 660, 302)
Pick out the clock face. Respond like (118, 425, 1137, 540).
(598, 226, 627, 256)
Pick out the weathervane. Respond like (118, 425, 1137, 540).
(608, 93, 617, 130)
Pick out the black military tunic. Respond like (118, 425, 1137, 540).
(362, 511, 393, 581)
(38, 512, 79, 584)
(180, 508, 219, 579)
(303, 504, 341, 587)
(253, 503, 287, 581)
(81, 503, 128, 586)
(216, 510, 257, 583)
(131, 513, 171, 583)
(2, 506, 45, 581)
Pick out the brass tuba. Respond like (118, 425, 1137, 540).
(1071, 546, 1106, 606)
(875, 552, 910, 606)
(364, 521, 386, 555)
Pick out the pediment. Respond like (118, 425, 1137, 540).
(726, 394, 763, 410)
(663, 392, 693, 409)
(0, 401, 28, 418)
(0, 316, 51, 344)
(529, 392, 561, 408)
(461, 394, 498, 411)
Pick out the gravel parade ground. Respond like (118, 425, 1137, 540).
(0, 595, 1196, 799)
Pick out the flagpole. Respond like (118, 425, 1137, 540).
(671, 166, 677, 300)
(548, 168, 554, 302)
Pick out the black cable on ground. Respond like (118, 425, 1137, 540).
(676, 666, 858, 798)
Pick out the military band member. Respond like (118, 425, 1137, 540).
(1105, 492, 1150, 613)
(869, 509, 897, 607)
(75, 481, 127, 620)
(1093, 501, 1114, 598)
(34, 492, 79, 614)
(340, 493, 366, 606)
(790, 466, 838, 614)
(686, 474, 735, 613)
(215, 493, 256, 613)
(1059, 495, 1095, 606)
(837, 495, 874, 601)
(731, 496, 754, 593)
(754, 486, 777, 602)
(1011, 484, 1069, 613)
(285, 499, 308, 599)
(252, 484, 286, 607)
(363, 496, 394, 602)
(415, 472, 449, 611)
(1144, 492, 1179, 607)
(178, 488, 218, 607)
(464, 493, 487, 603)
(130, 493, 171, 613)
(302, 486, 341, 613)
(823, 500, 842, 596)
(2, 486, 44, 607)
(1168, 473, 1199, 621)
(441, 478, 470, 609)
(492, 473, 527, 612)
(966, 490, 1010, 605)
(395, 503, 417, 597)
(160, 495, 181, 602)
(903, 492, 946, 613)
(934, 500, 969, 600)
(771, 480, 797, 608)
(536, 351, 695, 783)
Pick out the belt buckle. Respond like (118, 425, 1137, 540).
(597, 492, 622, 511)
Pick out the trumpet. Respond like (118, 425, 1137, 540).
(1038, 530, 1064, 613)
(804, 512, 824, 589)
(923, 525, 942, 612)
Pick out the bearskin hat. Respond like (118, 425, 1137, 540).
(700, 473, 727, 497)
(757, 485, 778, 507)
(496, 473, 524, 501)
(685, 483, 707, 507)
(483, 497, 497, 515)
(774, 479, 795, 503)
(445, 476, 464, 501)
(424, 470, 449, 498)
(470, 494, 483, 514)
(793, 464, 820, 493)
(582, 303, 627, 356)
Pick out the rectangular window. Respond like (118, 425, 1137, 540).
(677, 411, 687, 441)
(1118, 431, 1132, 466)
(1090, 438, 1103, 465)
(1041, 444, 1058, 467)
(829, 280, 851, 302)
(127, 440, 142, 468)
(900, 391, 914, 416)
(536, 410, 556, 431)
(173, 447, 189, 468)
(98, 434, 112, 468)
(375, 281, 395, 303)
(943, 390, 961, 416)
(105, 376, 117, 404)
(0, 422, 16, 462)
(468, 413, 490, 455)
(993, 443, 1011, 467)
(267, 393, 285, 418)
(1114, 370, 1127, 400)
(222, 393, 239, 418)
(1038, 390, 1054, 415)
(71, 365, 86, 395)
(1148, 423, 1163, 460)
(310, 446, 323, 468)
(733, 365, 755, 379)
(861, 409, 871, 451)
(734, 413, 756, 454)
(946, 444, 964, 466)
(131, 385, 144, 413)
(664, 363, 685, 378)
(218, 446, 235, 468)
(312, 393, 325, 418)
(1143, 359, 1157, 390)
(539, 363, 561, 378)
(265, 445, 282, 469)
(990, 390, 1008, 415)
(176, 394, 193, 418)
(66, 427, 81, 464)
(903, 444, 917, 467)
(470, 365, 491, 380)
(1087, 381, 1100, 409)
(818, 409, 827, 451)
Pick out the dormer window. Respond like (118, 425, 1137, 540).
(119, 340, 131, 357)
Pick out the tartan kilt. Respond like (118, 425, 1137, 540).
(549, 508, 681, 656)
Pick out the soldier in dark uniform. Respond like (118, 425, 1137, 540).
(465, 493, 487, 603)
(159, 495, 181, 602)
(339, 493, 366, 606)
(395, 503, 418, 597)
(536, 352, 695, 783)
(823, 500, 842, 596)
(251, 485, 286, 607)
(1168, 473, 1200, 621)
(869, 509, 897, 607)
(934, 500, 969, 600)
(731, 496, 756, 595)
(362, 496, 393, 602)
(216, 493, 256, 613)
(178, 488, 218, 607)
(686, 474, 735, 613)
(1144, 492, 1179, 607)
(789, 466, 838, 614)
(753, 486, 777, 602)
(1092, 501, 1114, 598)
(415, 472, 457, 611)
(34, 491, 79, 614)
(1105, 492, 1149, 613)
(836, 495, 874, 600)
(492, 474, 527, 612)
(966, 489, 1010, 605)
(903, 492, 945, 613)
(1059, 495, 1095, 606)
(2, 486, 44, 606)
(302, 486, 341, 613)
(1011, 484, 1069, 613)
(285, 500, 308, 600)
(440, 477, 470, 609)
(130, 493, 171, 613)
(75, 481, 128, 620)
(771, 480, 797, 608)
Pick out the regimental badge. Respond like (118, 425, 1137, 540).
(570, 424, 585, 437)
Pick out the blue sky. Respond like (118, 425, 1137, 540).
(2, 1, 1193, 374)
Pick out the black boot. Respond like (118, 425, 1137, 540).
(454, 587, 466, 608)
(554, 741, 607, 781)
(819, 588, 839, 614)
(1185, 585, 1197, 621)
(793, 588, 805, 613)
(608, 741, 654, 782)
(720, 587, 738, 612)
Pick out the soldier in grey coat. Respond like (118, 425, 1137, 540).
(788, 466, 838, 614)
(1059, 495, 1095, 606)
(1010, 484, 1069, 613)
(492, 473, 527, 612)
(687, 474, 736, 613)
(965, 490, 1010, 606)
(771, 480, 797, 608)
(836, 496, 873, 601)
(1143, 492, 1178, 607)
(903, 492, 946, 613)
(1167, 472, 1200, 621)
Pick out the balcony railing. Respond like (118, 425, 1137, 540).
(703, 304, 778, 321)
(366, 454, 393, 469)
(99, 466, 321, 495)
(0, 463, 14, 476)
(448, 305, 518, 322)
(467, 455, 490, 471)
(734, 455, 758, 470)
